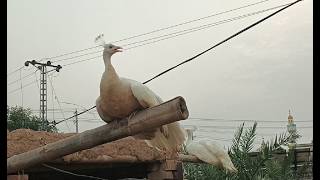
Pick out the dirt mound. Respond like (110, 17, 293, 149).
(7, 129, 166, 162)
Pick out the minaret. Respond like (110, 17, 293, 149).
(287, 110, 297, 148)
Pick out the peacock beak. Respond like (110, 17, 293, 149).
(114, 46, 123, 52)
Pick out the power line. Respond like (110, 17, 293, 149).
(34, 70, 40, 89)
(31, 109, 76, 113)
(7, 70, 38, 86)
(59, 3, 289, 66)
(50, 76, 55, 123)
(194, 136, 234, 142)
(19, 69, 23, 107)
(191, 125, 312, 129)
(52, 50, 103, 63)
(42, 164, 109, 180)
(59, 101, 98, 120)
(5, 0, 287, 75)
(195, 129, 283, 136)
(142, 0, 302, 84)
(7, 66, 23, 77)
(48, 76, 70, 131)
(122, 3, 290, 48)
(111, 0, 272, 44)
(41, 0, 272, 62)
(54, 0, 303, 125)
(7, 69, 55, 94)
(54, 106, 96, 125)
(187, 118, 313, 123)
(8, 80, 37, 94)
(63, 55, 101, 67)
(47, 46, 101, 60)
(7, 63, 36, 77)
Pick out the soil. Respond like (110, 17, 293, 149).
(7, 129, 167, 162)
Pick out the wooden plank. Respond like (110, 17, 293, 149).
(7, 175, 28, 180)
(7, 96, 189, 174)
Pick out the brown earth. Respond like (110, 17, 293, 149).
(7, 129, 167, 162)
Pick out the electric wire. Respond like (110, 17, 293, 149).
(34, 71, 40, 89)
(111, 0, 272, 44)
(43, 0, 272, 62)
(187, 118, 313, 123)
(7, 66, 23, 77)
(19, 69, 23, 107)
(35, 0, 305, 125)
(122, 3, 290, 48)
(8, 80, 38, 94)
(142, 0, 302, 84)
(48, 76, 70, 131)
(59, 3, 290, 66)
(5, 0, 287, 74)
(7, 70, 38, 86)
(7, 70, 55, 94)
(42, 164, 109, 180)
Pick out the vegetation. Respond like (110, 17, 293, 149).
(183, 122, 308, 180)
(7, 106, 57, 132)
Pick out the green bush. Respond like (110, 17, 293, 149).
(7, 106, 57, 132)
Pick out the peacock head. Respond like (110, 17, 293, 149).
(103, 43, 123, 56)
(94, 34, 123, 56)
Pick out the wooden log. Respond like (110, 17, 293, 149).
(7, 96, 189, 174)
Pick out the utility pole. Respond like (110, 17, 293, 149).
(75, 109, 78, 133)
(25, 60, 62, 130)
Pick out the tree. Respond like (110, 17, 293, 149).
(7, 106, 57, 132)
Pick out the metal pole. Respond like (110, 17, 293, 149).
(39, 65, 48, 130)
(24, 60, 62, 131)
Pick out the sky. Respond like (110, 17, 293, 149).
(7, 0, 313, 149)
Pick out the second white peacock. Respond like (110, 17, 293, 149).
(184, 128, 238, 173)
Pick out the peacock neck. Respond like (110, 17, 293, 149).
(100, 53, 120, 95)
(103, 52, 112, 71)
(103, 53, 120, 79)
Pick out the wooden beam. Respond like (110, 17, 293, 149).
(7, 96, 189, 174)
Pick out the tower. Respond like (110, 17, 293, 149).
(287, 110, 297, 148)
(25, 60, 61, 130)
(39, 65, 48, 129)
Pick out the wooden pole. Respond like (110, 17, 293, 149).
(7, 96, 189, 174)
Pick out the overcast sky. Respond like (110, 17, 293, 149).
(7, 0, 312, 147)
